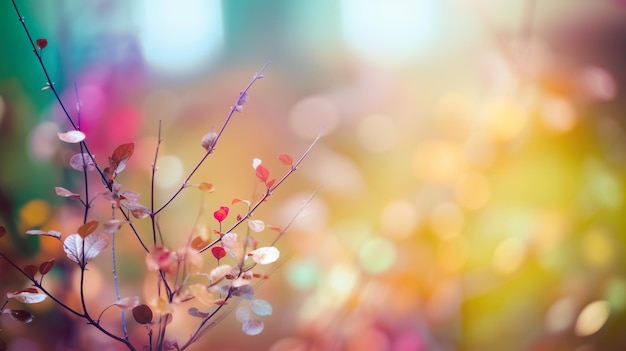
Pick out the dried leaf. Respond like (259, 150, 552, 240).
(221, 233, 243, 263)
(278, 153, 293, 166)
(242, 318, 264, 335)
(55, 187, 81, 199)
(102, 219, 123, 235)
(209, 264, 232, 284)
(247, 219, 265, 233)
(201, 132, 218, 152)
(57, 130, 85, 143)
(198, 182, 215, 192)
(69, 153, 95, 171)
(231, 198, 251, 207)
(132, 304, 153, 324)
(248, 247, 280, 265)
(77, 220, 99, 238)
(121, 201, 151, 219)
(7, 289, 47, 304)
(25, 229, 61, 239)
(39, 258, 55, 275)
(36, 38, 48, 50)
(63, 233, 110, 266)
(113, 296, 140, 310)
(111, 143, 135, 165)
(191, 236, 210, 251)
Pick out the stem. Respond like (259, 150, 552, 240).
(154, 62, 270, 216)
(111, 223, 129, 340)
(150, 121, 163, 245)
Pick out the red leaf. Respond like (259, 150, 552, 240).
(132, 304, 153, 324)
(16, 288, 38, 294)
(77, 220, 99, 238)
(266, 178, 276, 189)
(8, 309, 33, 323)
(211, 246, 226, 260)
(0, 225, 6, 238)
(278, 153, 293, 166)
(23, 265, 37, 278)
(255, 165, 270, 183)
(111, 143, 135, 164)
(36, 38, 47, 50)
(39, 258, 55, 275)
(213, 206, 229, 223)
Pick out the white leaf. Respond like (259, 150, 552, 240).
(25, 229, 61, 239)
(57, 130, 85, 143)
(201, 132, 218, 152)
(242, 318, 264, 335)
(247, 219, 265, 233)
(250, 299, 272, 316)
(208, 264, 232, 284)
(252, 158, 262, 170)
(221, 233, 243, 262)
(6, 291, 47, 304)
(235, 305, 251, 323)
(248, 246, 280, 265)
(55, 186, 81, 199)
(113, 296, 140, 310)
(63, 233, 109, 266)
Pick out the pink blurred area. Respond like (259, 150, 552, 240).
(2, 1, 626, 350)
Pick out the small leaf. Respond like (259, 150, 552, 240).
(57, 130, 85, 143)
(102, 219, 123, 235)
(266, 178, 276, 189)
(231, 285, 254, 300)
(7, 309, 34, 323)
(23, 264, 37, 278)
(36, 38, 48, 50)
(201, 132, 218, 152)
(0, 225, 6, 238)
(211, 246, 226, 260)
(111, 142, 135, 165)
(252, 158, 262, 170)
(121, 202, 151, 219)
(242, 318, 264, 335)
(113, 296, 140, 310)
(39, 258, 55, 275)
(77, 220, 99, 238)
(132, 304, 153, 324)
(63, 233, 110, 266)
(255, 165, 270, 183)
(41, 83, 51, 91)
(213, 206, 229, 223)
(55, 187, 81, 199)
(231, 198, 251, 207)
(278, 153, 293, 166)
(247, 219, 265, 233)
(188, 284, 218, 307)
(191, 236, 210, 251)
(251, 299, 273, 316)
(248, 246, 280, 265)
(208, 264, 232, 284)
(221, 233, 243, 262)
(188, 307, 209, 318)
(236, 91, 249, 107)
(25, 229, 61, 239)
(69, 153, 95, 171)
(7, 289, 47, 304)
(198, 182, 215, 192)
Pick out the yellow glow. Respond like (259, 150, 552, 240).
(540, 97, 577, 132)
(328, 264, 359, 303)
(430, 202, 464, 238)
(19, 199, 50, 228)
(484, 98, 527, 142)
(434, 93, 474, 139)
(357, 114, 398, 152)
(581, 228, 614, 268)
(492, 237, 525, 275)
(380, 200, 418, 239)
(155, 155, 184, 189)
(413, 140, 465, 183)
(454, 171, 491, 210)
(437, 236, 468, 272)
(575, 300, 610, 336)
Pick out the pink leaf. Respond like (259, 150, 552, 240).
(213, 206, 229, 223)
(63, 233, 109, 266)
(255, 165, 270, 183)
(25, 229, 61, 239)
(69, 153, 95, 171)
(55, 187, 80, 199)
(201, 132, 218, 152)
(278, 153, 293, 166)
(248, 246, 280, 265)
(57, 130, 86, 143)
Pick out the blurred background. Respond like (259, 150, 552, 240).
(1, 0, 626, 350)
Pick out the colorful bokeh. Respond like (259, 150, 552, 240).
(2, 1, 626, 350)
